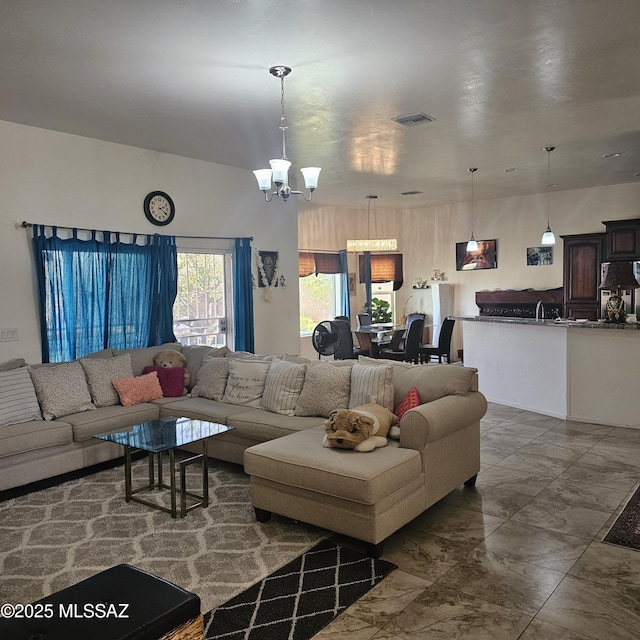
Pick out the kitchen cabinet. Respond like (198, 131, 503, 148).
(603, 218, 640, 261)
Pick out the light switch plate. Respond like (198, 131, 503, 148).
(0, 328, 18, 341)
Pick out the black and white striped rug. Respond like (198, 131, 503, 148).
(203, 539, 396, 640)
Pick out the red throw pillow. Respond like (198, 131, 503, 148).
(394, 387, 421, 419)
(142, 366, 185, 397)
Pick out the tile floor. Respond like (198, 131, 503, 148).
(314, 402, 640, 640)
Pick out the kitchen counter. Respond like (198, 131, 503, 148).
(452, 315, 640, 329)
(455, 316, 640, 429)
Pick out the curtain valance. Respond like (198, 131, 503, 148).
(358, 253, 404, 290)
(298, 251, 343, 276)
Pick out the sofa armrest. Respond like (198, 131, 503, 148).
(399, 391, 487, 451)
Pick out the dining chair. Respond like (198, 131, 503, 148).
(419, 317, 455, 363)
(356, 313, 372, 329)
(333, 319, 368, 359)
(354, 331, 379, 358)
(399, 312, 425, 349)
(379, 318, 424, 363)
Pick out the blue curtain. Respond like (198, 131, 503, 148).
(233, 237, 255, 352)
(32, 226, 177, 362)
(338, 249, 351, 318)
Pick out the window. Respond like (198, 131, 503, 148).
(173, 251, 232, 347)
(299, 273, 342, 335)
(371, 281, 397, 321)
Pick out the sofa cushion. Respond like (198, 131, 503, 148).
(112, 372, 164, 406)
(244, 426, 422, 505)
(223, 360, 270, 407)
(191, 358, 230, 401)
(63, 403, 160, 441)
(0, 367, 43, 427)
(80, 354, 134, 407)
(0, 419, 73, 458)
(227, 409, 325, 441)
(158, 397, 250, 423)
(349, 362, 394, 410)
(261, 359, 307, 416)
(142, 366, 185, 397)
(294, 362, 352, 418)
(29, 361, 96, 420)
(113, 343, 182, 376)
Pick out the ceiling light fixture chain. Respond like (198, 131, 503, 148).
(541, 146, 556, 245)
(253, 66, 320, 203)
(466, 167, 479, 252)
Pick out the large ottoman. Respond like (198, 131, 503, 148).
(0, 564, 203, 640)
(244, 425, 427, 557)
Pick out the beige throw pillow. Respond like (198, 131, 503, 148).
(80, 353, 134, 407)
(349, 362, 394, 410)
(261, 359, 307, 416)
(29, 361, 96, 420)
(294, 362, 352, 418)
(0, 367, 42, 426)
(191, 358, 230, 401)
(223, 360, 270, 407)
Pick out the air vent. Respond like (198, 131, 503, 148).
(392, 113, 436, 127)
(401, 190, 424, 196)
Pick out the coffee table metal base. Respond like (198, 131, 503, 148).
(124, 439, 209, 518)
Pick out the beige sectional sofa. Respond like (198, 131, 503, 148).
(0, 344, 486, 553)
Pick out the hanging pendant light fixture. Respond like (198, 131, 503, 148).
(253, 66, 321, 202)
(541, 146, 556, 245)
(466, 167, 479, 252)
(347, 195, 398, 252)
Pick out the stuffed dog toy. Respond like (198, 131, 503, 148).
(153, 350, 190, 392)
(323, 403, 399, 452)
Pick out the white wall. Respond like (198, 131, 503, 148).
(0, 120, 301, 364)
(299, 182, 640, 357)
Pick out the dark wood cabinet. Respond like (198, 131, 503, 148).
(603, 218, 640, 261)
(562, 233, 605, 320)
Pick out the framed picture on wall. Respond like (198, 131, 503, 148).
(348, 272, 356, 296)
(527, 246, 553, 266)
(456, 240, 497, 271)
(257, 250, 278, 287)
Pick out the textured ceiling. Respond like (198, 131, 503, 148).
(2, 0, 640, 209)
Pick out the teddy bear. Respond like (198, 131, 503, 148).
(322, 403, 399, 452)
(152, 350, 190, 394)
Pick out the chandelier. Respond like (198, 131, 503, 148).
(541, 146, 557, 245)
(466, 167, 479, 252)
(347, 195, 398, 252)
(253, 66, 321, 202)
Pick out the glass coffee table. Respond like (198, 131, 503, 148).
(95, 417, 233, 518)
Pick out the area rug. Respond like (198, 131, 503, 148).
(0, 458, 329, 612)
(603, 484, 640, 551)
(203, 539, 396, 640)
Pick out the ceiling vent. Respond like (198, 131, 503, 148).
(401, 190, 424, 196)
(392, 113, 436, 127)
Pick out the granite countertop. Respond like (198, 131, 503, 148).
(451, 316, 640, 330)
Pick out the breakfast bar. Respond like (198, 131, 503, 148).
(455, 316, 640, 429)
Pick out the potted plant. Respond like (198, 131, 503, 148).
(364, 297, 392, 323)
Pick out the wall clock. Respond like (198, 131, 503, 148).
(143, 191, 175, 226)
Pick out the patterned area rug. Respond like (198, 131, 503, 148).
(0, 458, 328, 612)
(604, 484, 640, 551)
(204, 539, 396, 640)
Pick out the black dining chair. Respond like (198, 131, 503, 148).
(333, 319, 367, 359)
(379, 318, 424, 363)
(356, 313, 372, 329)
(399, 312, 425, 349)
(419, 317, 455, 363)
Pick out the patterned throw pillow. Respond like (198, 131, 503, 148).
(142, 366, 185, 397)
(394, 386, 421, 419)
(223, 360, 270, 407)
(261, 359, 307, 416)
(112, 372, 163, 406)
(349, 362, 394, 410)
(191, 359, 230, 401)
(29, 361, 96, 420)
(0, 367, 42, 427)
(80, 354, 134, 407)
(294, 362, 352, 418)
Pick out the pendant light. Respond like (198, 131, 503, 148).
(541, 146, 556, 245)
(466, 168, 478, 252)
(346, 195, 398, 252)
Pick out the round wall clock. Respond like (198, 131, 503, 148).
(143, 191, 175, 226)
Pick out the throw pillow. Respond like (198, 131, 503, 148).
(0, 358, 26, 372)
(294, 362, 352, 418)
(223, 360, 270, 407)
(112, 372, 163, 407)
(142, 366, 185, 397)
(29, 361, 96, 420)
(0, 367, 43, 427)
(349, 362, 394, 411)
(182, 345, 230, 391)
(394, 386, 421, 420)
(80, 353, 134, 407)
(261, 359, 307, 416)
(191, 358, 230, 401)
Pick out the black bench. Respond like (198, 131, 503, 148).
(0, 564, 202, 640)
